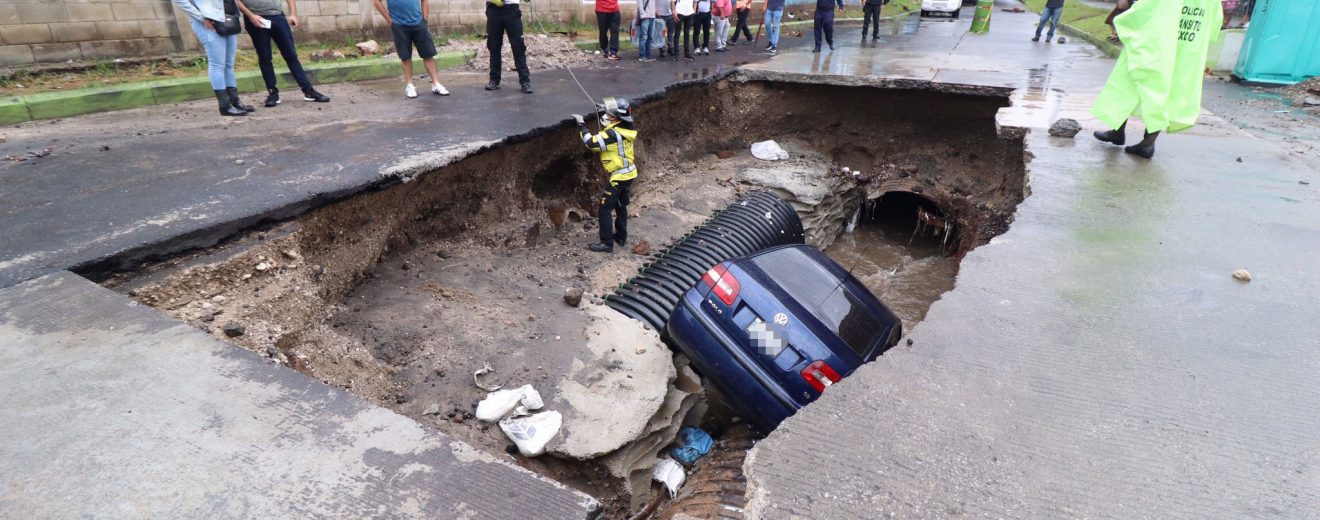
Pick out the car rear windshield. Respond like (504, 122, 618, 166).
(749, 248, 884, 358)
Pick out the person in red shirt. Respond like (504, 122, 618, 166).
(596, 0, 622, 60)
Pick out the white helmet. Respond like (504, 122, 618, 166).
(600, 97, 634, 124)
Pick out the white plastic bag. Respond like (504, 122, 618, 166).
(476, 384, 543, 422)
(652, 457, 686, 498)
(499, 411, 563, 456)
(750, 140, 790, 161)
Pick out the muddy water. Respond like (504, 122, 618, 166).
(824, 222, 959, 328)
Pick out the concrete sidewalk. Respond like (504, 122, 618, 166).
(744, 5, 1320, 519)
(0, 271, 601, 518)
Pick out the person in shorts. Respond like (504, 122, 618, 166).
(372, 0, 449, 98)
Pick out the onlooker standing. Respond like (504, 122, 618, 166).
(730, 0, 754, 45)
(812, 0, 844, 52)
(658, 0, 676, 59)
(637, 0, 657, 62)
(712, 0, 732, 52)
(485, 0, 532, 93)
(171, 0, 249, 116)
(1033, 0, 1064, 42)
(862, 0, 886, 40)
(372, 0, 450, 98)
(763, 0, 785, 53)
(1091, 0, 1221, 158)
(596, 0, 622, 60)
(694, 0, 713, 55)
(1104, 0, 1136, 43)
(234, 0, 330, 107)
(675, 0, 697, 60)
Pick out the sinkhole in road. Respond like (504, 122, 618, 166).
(98, 74, 1026, 518)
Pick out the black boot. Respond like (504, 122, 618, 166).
(216, 90, 246, 116)
(226, 87, 254, 113)
(1093, 127, 1126, 145)
(587, 242, 614, 253)
(1124, 131, 1159, 159)
(264, 89, 280, 107)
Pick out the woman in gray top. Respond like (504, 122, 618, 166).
(171, 0, 252, 116)
(233, 0, 330, 106)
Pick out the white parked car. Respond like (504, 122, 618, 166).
(920, 0, 963, 18)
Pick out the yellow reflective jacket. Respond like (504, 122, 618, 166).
(1091, 0, 1222, 133)
(581, 121, 639, 185)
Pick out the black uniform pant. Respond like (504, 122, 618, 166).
(813, 9, 835, 48)
(486, 3, 530, 85)
(694, 11, 712, 49)
(731, 8, 753, 42)
(862, 4, 882, 36)
(664, 16, 679, 55)
(599, 179, 632, 244)
(677, 14, 694, 56)
(597, 11, 621, 54)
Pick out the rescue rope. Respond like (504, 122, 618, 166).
(525, 0, 602, 133)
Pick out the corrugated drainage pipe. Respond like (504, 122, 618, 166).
(605, 191, 805, 332)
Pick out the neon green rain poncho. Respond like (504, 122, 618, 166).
(1092, 0, 1223, 133)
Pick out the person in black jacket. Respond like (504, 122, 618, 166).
(861, 0, 887, 40)
(485, 0, 532, 93)
(813, 0, 844, 52)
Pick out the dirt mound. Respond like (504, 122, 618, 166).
(457, 33, 598, 74)
(1284, 76, 1320, 114)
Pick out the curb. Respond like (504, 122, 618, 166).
(1, 50, 474, 125)
(1057, 22, 1120, 57)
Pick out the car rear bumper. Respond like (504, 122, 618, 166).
(922, 1, 961, 12)
(667, 298, 798, 431)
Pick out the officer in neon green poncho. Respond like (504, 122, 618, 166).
(1091, 0, 1222, 159)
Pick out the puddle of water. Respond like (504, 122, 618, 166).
(825, 220, 958, 327)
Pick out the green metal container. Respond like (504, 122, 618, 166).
(1233, 0, 1320, 85)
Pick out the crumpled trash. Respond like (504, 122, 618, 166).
(669, 426, 713, 465)
(750, 140, 791, 161)
(652, 457, 686, 498)
(473, 363, 503, 392)
(476, 384, 544, 422)
(500, 411, 562, 456)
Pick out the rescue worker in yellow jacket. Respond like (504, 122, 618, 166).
(574, 97, 638, 253)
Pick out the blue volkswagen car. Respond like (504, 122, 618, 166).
(665, 244, 903, 433)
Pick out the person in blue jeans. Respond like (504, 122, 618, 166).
(172, 0, 250, 116)
(234, 0, 330, 107)
(1033, 0, 1064, 42)
(637, 0, 657, 61)
(763, 0, 785, 53)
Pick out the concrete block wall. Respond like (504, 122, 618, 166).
(1, 0, 185, 66)
(1, 0, 612, 67)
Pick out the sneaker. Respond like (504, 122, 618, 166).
(768, 45, 778, 53)
(485, 81, 500, 90)
(765, 43, 773, 50)
(812, 46, 821, 53)
(404, 83, 418, 99)
(1032, 36, 1040, 42)
(743, 40, 751, 45)
(302, 88, 330, 103)
(264, 89, 281, 107)
(702, 47, 710, 54)
(640, 57, 656, 62)
(587, 242, 614, 253)
(521, 82, 533, 94)
(607, 53, 621, 61)
(715, 47, 727, 52)
(431, 83, 449, 96)
(685, 54, 695, 60)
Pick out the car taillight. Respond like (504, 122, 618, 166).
(701, 264, 740, 305)
(800, 360, 841, 393)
